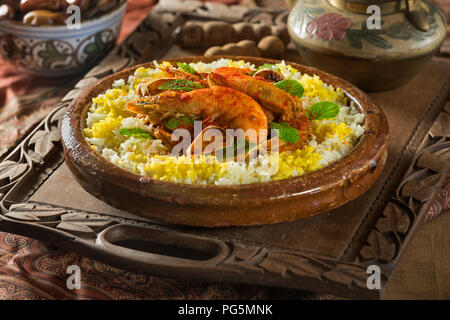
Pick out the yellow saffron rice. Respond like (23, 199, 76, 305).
(84, 59, 365, 185)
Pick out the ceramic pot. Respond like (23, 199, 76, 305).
(0, 1, 127, 77)
(287, 0, 447, 91)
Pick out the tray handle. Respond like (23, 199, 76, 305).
(96, 224, 230, 269)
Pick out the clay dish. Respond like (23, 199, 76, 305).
(61, 56, 389, 227)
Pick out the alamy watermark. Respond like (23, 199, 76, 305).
(66, 265, 81, 290)
(66, 5, 81, 30)
(164, 121, 281, 172)
(366, 265, 381, 290)
(366, 5, 381, 30)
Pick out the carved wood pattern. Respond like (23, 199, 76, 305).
(358, 107, 450, 265)
(0, 6, 448, 299)
(3, 202, 149, 237)
(0, 104, 66, 202)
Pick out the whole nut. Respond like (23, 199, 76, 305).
(222, 43, 247, 56)
(258, 35, 285, 58)
(204, 46, 225, 56)
(95, 0, 117, 11)
(0, 0, 19, 10)
(233, 22, 257, 41)
(237, 39, 257, 48)
(19, 0, 63, 13)
(0, 4, 15, 20)
(253, 24, 271, 40)
(237, 40, 261, 57)
(271, 25, 290, 45)
(173, 22, 203, 48)
(203, 21, 236, 47)
(86, 0, 117, 18)
(23, 10, 67, 25)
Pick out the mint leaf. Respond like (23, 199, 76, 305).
(269, 122, 299, 144)
(307, 102, 339, 120)
(273, 79, 304, 98)
(158, 79, 203, 92)
(176, 62, 196, 75)
(119, 128, 154, 139)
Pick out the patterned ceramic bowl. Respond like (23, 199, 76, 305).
(0, 1, 127, 77)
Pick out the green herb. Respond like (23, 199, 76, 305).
(165, 117, 195, 130)
(306, 102, 340, 120)
(269, 122, 299, 144)
(257, 63, 280, 71)
(158, 79, 203, 92)
(176, 62, 196, 75)
(273, 79, 304, 98)
(119, 128, 154, 139)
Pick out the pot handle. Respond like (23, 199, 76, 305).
(96, 223, 230, 271)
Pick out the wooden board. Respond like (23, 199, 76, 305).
(0, 6, 449, 299)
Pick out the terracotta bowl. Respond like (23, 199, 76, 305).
(61, 56, 389, 227)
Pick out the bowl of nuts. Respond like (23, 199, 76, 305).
(0, 0, 127, 77)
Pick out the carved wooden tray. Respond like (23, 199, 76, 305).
(0, 4, 449, 299)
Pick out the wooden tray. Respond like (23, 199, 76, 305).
(0, 5, 449, 299)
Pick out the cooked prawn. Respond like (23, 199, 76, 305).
(208, 67, 302, 119)
(209, 67, 312, 147)
(160, 65, 202, 81)
(126, 86, 268, 144)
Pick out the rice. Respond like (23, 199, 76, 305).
(83, 59, 365, 185)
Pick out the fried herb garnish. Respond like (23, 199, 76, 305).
(158, 79, 203, 92)
(165, 117, 195, 130)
